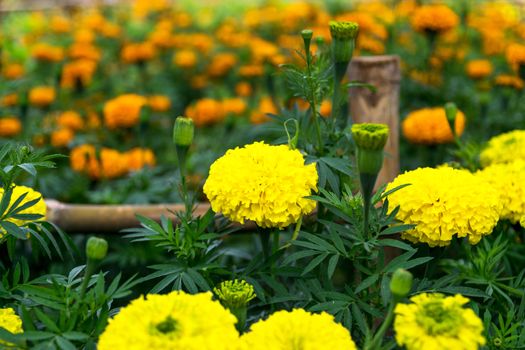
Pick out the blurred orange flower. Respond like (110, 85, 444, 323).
(402, 107, 466, 145)
(0, 117, 22, 137)
(103, 94, 147, 129)
(29, 86, 56, 108)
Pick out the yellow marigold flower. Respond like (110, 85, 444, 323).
(51, 128, 74, 148)
(250, 96, 277, 125)
(494, 74, 524, 90)
(402, 107, 466, 145)
(69, 43, 101, 61)
(505, 43, 525, 72)
(477, 160, 525, 224)
(0, 308, 23, 346)
(103, 94, 147, 129)
(173, 49, 198, 69)
(480, 130, 525, 166)
(121, 42, 156, 64)
(126, 148, 156, 171)
(57, 110, 84, 131)
(0, 185, 46, 233)
(148, 95, 171, 113)
(3, 63, 24, 80)
(240, 309, 357, 350)
(2, 94, 18, 107)
(185, 98, 225, 127)
(207, 53, 237, 77)
(98, 291, 239, 350)
(235, 82, 252, 97)
(50, 15, 71, 33)
(204, 142, 317, 228)
(0, 117, 22, 137)
(222, 98, 247, 116)
(29, 86, 56, 108)
(466, 59, 493, 79)
(31, 43, 64, 62)
(385, 167, 501, 246)
(394, 293, 485, 350)
(411, 5, 459, 34)
(61, 59, 97, 89)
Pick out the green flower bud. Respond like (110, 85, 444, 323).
(86, 236, 108, 261)
(444, 102, 457, 124)
(173, 116, 194, 147)
(301, 29, 313, 41)
(214, 279, 256, 309)
(351, 123, 389, 151)
(390, 268, 413, 298)
(329, 21, 359, 64)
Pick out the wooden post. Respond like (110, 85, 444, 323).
(348, 55, 401, 189)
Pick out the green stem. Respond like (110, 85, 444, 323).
(259, 230, 271, 261)
(367, 297, 399, 350)
(79, 259, 96, 300)
(360, 172, 378, 239)
(305, 48, 323, 152)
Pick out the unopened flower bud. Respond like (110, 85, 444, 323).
(214, 279, 256, 331)
(390, 268, 413, 298)
(173, 116, 194, 147)
(329, 21, 359, 64)
(86, 236, 108, 261)
(301, 29, 313, 41)
(352, 123, 389, 175)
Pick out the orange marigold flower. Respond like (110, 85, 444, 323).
(402, 107, 466, 145)
(121, 42, 156, 64)
(411, 5, 459, 34)
(99, 22, 121, 38)
(57, 110, 84, 131)
(70, 145, 129, 179)
(250, 96, 278, 125)
(320, 100, 332, 118)
(239, 64, 264, 78)
(190, 75, 208, 89)
(0, 117, 22, 137)
(74, 29, 95, 44)
(494, 74, 524, 90)
(50, 15, 71, 33)
(100, 148, 129, 179)
(235, 82, 252, 97)
(148, 95, 171, 112)
(126, 148, 156, 171)
(69, 43, 101, 61)
(222, 98, 247, 116)
(51, 128, 74, 148)
(505, 43, 525, 72)
(87, 111, 101, 128)
(185, 98, 225, 127)
(466, 59, 493, 79)
(207, 53, 238, 77)
(29, 86, 56, 108)
(31, 43, 64, 62)
(1, 94, 18, 107)
(61, 59, 97, 89)
(3, 64, 24, 80)
(103, 94, 147, 129)
(149, 29, 173, 49)
(173, 49, 198, 69)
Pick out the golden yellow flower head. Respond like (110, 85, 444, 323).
(103, 94, 147, 129)
(494, 74, 524, 90)
(3, 63, 24, 80)
(70, 145, 129, 180)
(51, 127, 75, 148)
(28, 86, 56, 108)
(0, 117, 22, 137)
(204, 142, 318, 229)
(394, 293, 485, 350)
(125, 148, 156, 172)
(222, 98, 247, 116)
(207, 53, 238, 77)
(173, 49, 198, 69)
(0, 308, 23, 346)
(148, 95, 171, 113)
(121, 42, 156, 64)
(385, 167, 501, 247)
(466, 59, 493, 79)
(69, 43, 101, 61)
(98, 291, 239, 350)
(57, 110, 84, 131)
(31, 43, 64, 62)
(240, 309, 357, 350)
(477, 160, 525, 224)
(50, 15, 71, 33)
(0, 185, 46, 235)
(480, 130, 525, 166)
(506, 43, 525, 72)
(411, 5, 459, 34)
(402, 107, 466, 145)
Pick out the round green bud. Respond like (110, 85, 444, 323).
(351, 123, 389, 151)
(329, 21, 359, 40)
(86, 236, 108, 261)
(214, 279, 256, 309)
(301, 29, 313, 40)
(390, 268, 413, 298)
(173, 116, 194, 147)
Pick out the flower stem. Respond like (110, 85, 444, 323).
(79, 259, 96, 300)
(366, 296, 399, 350)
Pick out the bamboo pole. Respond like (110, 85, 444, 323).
(348, 55, 401, 189)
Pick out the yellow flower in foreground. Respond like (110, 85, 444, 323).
(402, 107, 466, 145)
(0, 186, 46, 235)
(103, 94, 147, 129)
(480, 130, 525, 166)
(98, 291, 239, 350)
(394, 293, 485, 350)
(240, 309, 357, 350)
(0, 308, 23, 345)
(477, 160, 525, 224)
(385, 167, 501, 246)
(204, 142, 317, 228)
